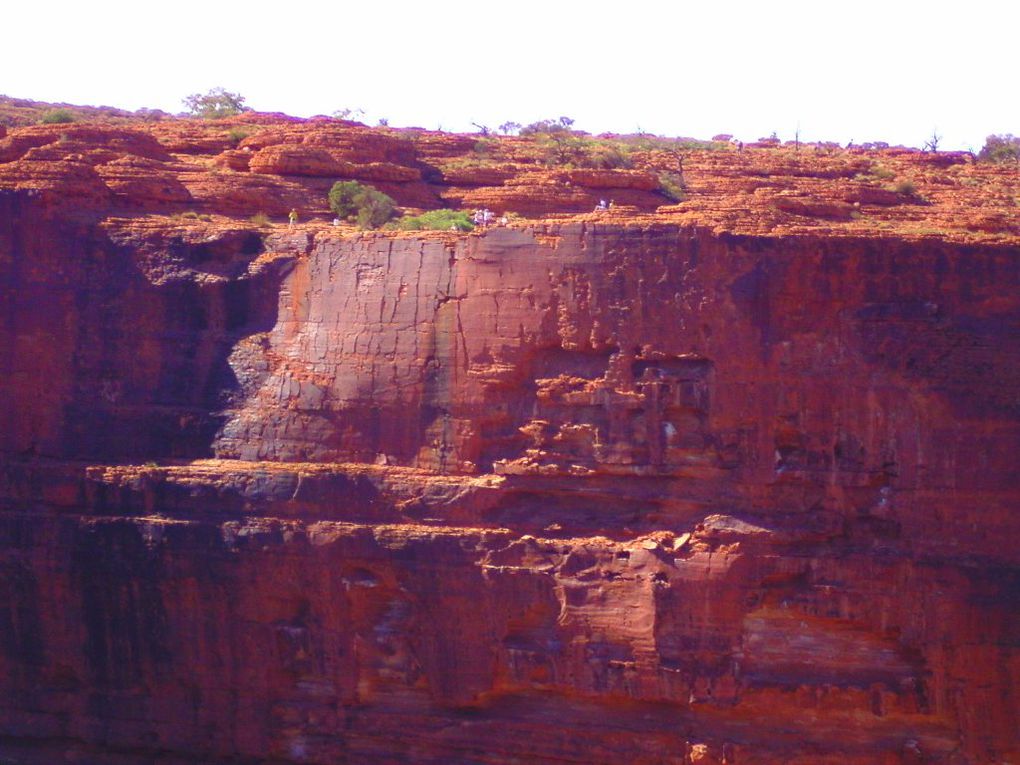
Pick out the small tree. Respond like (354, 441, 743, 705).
(923, 129, 941, 153)
(520, 116, 576, 136)
(328, 181, 397, 229)
(329, 181, 363, 219)
(183, 88, 249, 119)
(355, 187, 396, 227)
(670, 142, 688, 176)
(978, 134, 1020, 165)
(333, 107, 366, 120)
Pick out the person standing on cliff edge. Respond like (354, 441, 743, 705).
(288, 209, 298, 228)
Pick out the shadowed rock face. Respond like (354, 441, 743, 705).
(0, 190, 291, 462)
(1, 119, 1019, 765)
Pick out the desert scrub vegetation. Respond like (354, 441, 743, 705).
(472, 136, 500, 156)
(328, 180, 398, 228)
(544, 134, 633, 169)
(854, 164, 923, 199)
(979, 135, 1020, 165)
(894, 179, 919, 197)
(183, 88, 249, 119)
(511, 117, 626, 168)
(172, 211, 213, 222)
(863, 164, 897, 181)
(249, 212, 271, 226)
(514, 123, 727, 170)
(658, 172, 687, 202)
(519, 117, 576, 136)
(40, 108, 75, 124)
(440, 155, 508, 172)
(226, 127, 252, 146)
(615, 135, 725, 153)
(390, 209, 474, 232)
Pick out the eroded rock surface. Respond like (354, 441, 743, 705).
(0, 112, 1018, 765)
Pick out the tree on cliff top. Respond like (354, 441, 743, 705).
(519, 116, 575, 135)
(328, 180, 398, 229)
(183, 88, 249, 119)
(979, 134, 1020, 165)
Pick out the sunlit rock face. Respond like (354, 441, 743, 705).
(0, 116, 1018, 765)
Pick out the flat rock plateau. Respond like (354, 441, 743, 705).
(0, 99, 1018, 764)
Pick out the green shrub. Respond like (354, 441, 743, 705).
(40, 109, 75, 124)
(579, 140, 632, 170)
(392, 209, 474, 232)
(329, 181, 361, 219)
(227, 127, 251, 146)
(174, 210, 211, 221)
(183, 87, 248, 119)
(539, 134, 632, 169)
(658, 172, 687, 202)
(328, 180, 398, 229)
(250, 212, 270, 226)
(979, 134, 1020, 164)
(895, 179, 918, 196)
(473, 137, 498, 157)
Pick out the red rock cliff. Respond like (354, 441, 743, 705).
(0, 113, 1018, 765)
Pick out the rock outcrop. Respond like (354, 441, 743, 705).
(0, 110, 1018, 765)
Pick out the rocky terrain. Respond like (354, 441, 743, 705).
(0, 105, 1018, 764)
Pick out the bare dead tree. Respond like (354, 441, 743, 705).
(923, 129, 942, 153)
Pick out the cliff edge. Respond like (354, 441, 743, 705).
(0, 110, 1018, 765)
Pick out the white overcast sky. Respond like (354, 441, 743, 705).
(3, 0, 1016, 150)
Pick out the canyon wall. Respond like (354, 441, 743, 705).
(0, 120, 1018, 764)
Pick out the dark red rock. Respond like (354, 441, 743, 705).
(0, 114, 1018, 765)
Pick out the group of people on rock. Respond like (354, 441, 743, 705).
(471, 208, 509, 227)
(594, 198, 615, 212)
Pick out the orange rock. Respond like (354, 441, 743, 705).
(213, 148, 253, 171)
(248, 143, 342, 176)
(95, 156, 193, 208)
(773, 193, 856, 220)
(558, 167, 661, 190)
(0, 108, 1018, 765)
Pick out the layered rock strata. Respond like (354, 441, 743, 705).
(0, 116, 1018, 765)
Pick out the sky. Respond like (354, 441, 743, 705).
(3, 0, 1016, 150)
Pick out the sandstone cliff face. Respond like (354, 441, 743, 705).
(0, 115, 1018, 765)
